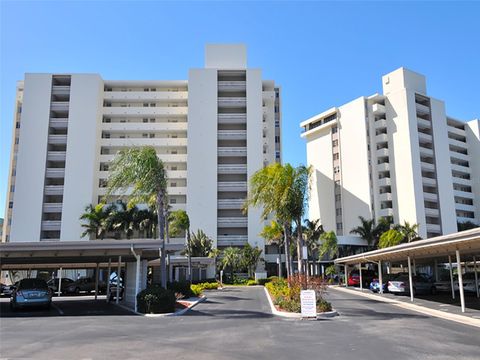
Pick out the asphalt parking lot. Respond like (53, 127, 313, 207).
(1, 287, 479, 359)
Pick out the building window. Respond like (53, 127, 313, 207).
(9, 201, 13, 208)
(170, 198, 177, 204)
(16, 122, 20, 129)
(335, 194, 341, 202)
(149, 133, 155, 138)
(334, 166, 340, 173)
(119, 135, 126, 139)
(170, 182, 177, 187)
(143, 103, 149, 107)
(142, 133, 148, 138)
(336, 208, 342, 216)
(332, 126, 338, 134)
(10, 185, 15, 192)
(150, 118, 156, 123)
(275, 120, 280, 128)
(171, 150, 177, 154)
(332, 140, 338, 147)
(103, 133, 110, 139)
(171, 166, 177, 171)
(15, 138, 19, 144)
(104, 118, 111, 123)
(150, 103, 156, 107)
(336, 222, 343, 231)
(171, 135, 177, 138)
(333, 153, 339, 160)
(143, 118, 148, 123)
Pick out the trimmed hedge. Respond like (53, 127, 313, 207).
(190, 282, 219, 296)
(137, 287, 176, 314)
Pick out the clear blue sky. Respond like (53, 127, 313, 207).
(1, 1, 479, 219)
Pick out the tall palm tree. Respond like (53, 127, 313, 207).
(260, 220, 284, 277)
(303, 219, 324, 273)
(105, 146, 168, 288)
(350, 216, 377, 247)
(394, 221, 421, 243)
(169, 210, 193, 281)
(109, 201, 138, 239)
(80, 204, 111, 240)
(221, 247, 243, 282)
(135, 208, 157, 238)
(188, 230, 214, 257)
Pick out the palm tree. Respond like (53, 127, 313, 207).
(241, 244, 263, 278)
(135, 208, 157, 238)
(303, 219, 324, 274)
(80, 204, 111, 240)
(188, 230, 214, 257)
(378, 229, 404, 248)
(247, 163, 312, 277)
(169, 209, 192, 281)
(109, 201, 138, 239)
(260, 220, 284, 277)
(105, 146, 168, 288)
(394, 221, 421, 243)
(221, 247, 243, 282)
(319, 231, 339, 259)
(350, 216, 377, 247)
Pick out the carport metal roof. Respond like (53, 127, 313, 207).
(334, 228, 480, 265)
(0, 239, 184, 268)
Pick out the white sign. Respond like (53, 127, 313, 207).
(300, 290, 317, 318)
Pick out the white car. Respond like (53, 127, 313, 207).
(457, 273, 479, 294)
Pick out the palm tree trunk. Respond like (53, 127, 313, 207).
(157, 192, 167, 289)
(278, 243, 283, 278)
(296, 219, 304, 275)
(283, 223, 292, 277)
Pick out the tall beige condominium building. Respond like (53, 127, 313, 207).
(301, 68, 479, 241)
(2, 45, 282, 272)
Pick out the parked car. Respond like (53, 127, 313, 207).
(388, 273, 437, 295)
(47, 278, 74, 295)
(457, 272, 480, 294)
(369, 274, 399, 293)
(108, 283, 124, 301)
(348, 269, 377, 287)
(64, 277, 106, 295)
(10, 278, 52, 310)
(1, 283, 16, 296)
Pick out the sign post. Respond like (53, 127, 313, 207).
(300, 289, 317, 319)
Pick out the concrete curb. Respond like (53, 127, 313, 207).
(331, 286, 480, 328)
(115, 295, 207, 317)
(263, 287, 338, 319)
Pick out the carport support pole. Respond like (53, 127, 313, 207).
(378, 260, 383, 294)
(95, 263, 99, 300)
(434, 259, 439, 282)
(359, 263, 363, 291)
(474, 256, 479, 298)
(407, 256, 414, 302)
(344, 264, 348, 287)
(448, 255, 455, 300)
(106, 258, 111, 303)
(456, 250, 465, 313)
(116, 256, 121, 304)
(57, 267, 63, 297)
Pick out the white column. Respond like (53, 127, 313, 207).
(135, 255, 141, 313)
(407, 256, 414, 302)
(378, 260, 383, 294)
(57, 267, 63, 297)
(448, 255, 455, 300)
(116, 256, 121, 305)
(94, 263, 99, 300)
(359, 263, 363, 291)
(474, 256, 479, 298)
(456, 250, 465, 313)
(106, 258, 111, 303)
(344, 264, 348, 287)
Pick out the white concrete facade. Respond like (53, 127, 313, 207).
(302, 68, 479, 241)
(2, 45, 282, 272)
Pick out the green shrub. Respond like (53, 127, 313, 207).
(190, 284, 203, 296)
(246, 279, 258, 286)
(317, 298, 332, 313)
(167, 281, 193, 299)
(137, 287, 176, 314)
(200, 282, 219, 290)
(257, 276, 277, 286)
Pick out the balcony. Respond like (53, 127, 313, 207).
(218, 164, 247, 174)
(41, 220, 61, 231)
(419, 146, 434, 156)
(374, 119, 387, 129)
(218, 114, 247, 124)
(51, 85, 70, 95)
(447, 126, 466, 137)
(103, 106, 187, 117)
(167, 170, 187, 179)
(425, 208, 440, 217)
(101, 138, 187, 147)
(421, 161, 435, 171)
(218, 147, 247, 157)
(377, 162, 390, 172)
(418, 132, 433, 143)
(417, 118, 431, 129)
(102, 122, 187, 132)
(43, 203, 63, 213)
(262, 91, 275, 101)
(378, 208, 394, 217)
(99, 153, 187, 163)
(167, 186, 186, 196)
(376, 148, 389, 157)
(50, 101, 69, 110)
(217, 235, 248, 247)
(47, 151, 66, 162)
(453, 189, 474, 199)
(217, 130, 247, 140)
(448, 137, 468, 149)
(377, 177, 391, 187)
(103, 91, 188, 101)
(217, 217, 248, 227)
(49, 118, 68, 129)
(218, 199, 245, 210)
(44, 185, 64, 196)
(375, 133, 388, 143)
(455, 203, 476, 212)
(48, 135, 68, 144)
(451, 163, 471, 174)
(218, 97, 247, 108)
(46, 168, 65, 178)
(422, 177, 437, 186)
(218, 182, 247, 192)
(218, 81, 246, 92)
(372, 103, 386, 115)
(426, 223, 441, 233)
(423, 192, 438, 202)
(379, 192, 392, 202)
(416, 103, 430, 115)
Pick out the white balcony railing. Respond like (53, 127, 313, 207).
(374, 119, 387, 129)
(217, 235, 248, 246)
(218, 147, 247, 157)
(416, 103, 430, 115)
(44, 185, 64, 196)
(218, 182, 247, 192)
(47, 151, 66, 162)
(375, 133, 388, 143)
(217, 130, 247, 140)
(103, 91, 188, 101)
(48, 135, 68, 144)
(49, 118, 68, 128)
(217, 81, 246, 91)
(417, 118, 431, 129)
(41, 221, 62, 231)
(217, 217, 248, 227)
(217, 199, 245, 209)
(218, 97, 247, 108)
(43, 203, 63, 213)
(45, 168, 65, 178)
(217, 164, 247, 174)
(372, 103, 386, 115)
(218, 114, 247, 124)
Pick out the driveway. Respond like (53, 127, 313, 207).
(1, 286, 479, 359)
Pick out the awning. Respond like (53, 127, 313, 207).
(0, 239, 184, 268)
(334, 228, 480, 265)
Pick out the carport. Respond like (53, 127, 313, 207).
(334, 228, 480, 313)
(0, 239, 183, 312)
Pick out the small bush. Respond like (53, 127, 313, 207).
(191, 278, 217, 285)
(246, 279, 258, 286)
(167, 281, 193, 299)
(257, 276, 277, 286)
(190, 284, 203, 297)
(317, 298, 332, 313)
(137, 287, 176, 314)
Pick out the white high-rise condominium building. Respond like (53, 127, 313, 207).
(2, 45, 282, 272)
(301, 67, 479, 243)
